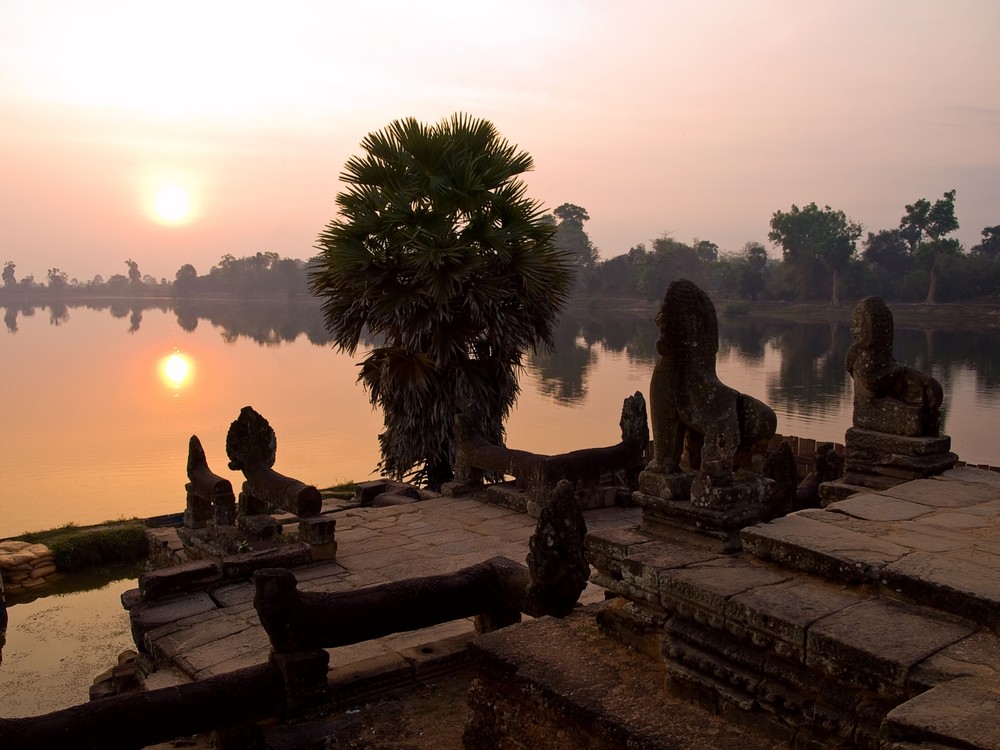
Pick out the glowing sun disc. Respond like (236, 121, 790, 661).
(161, 352, 192, 388)
(153, 185, 192, 224)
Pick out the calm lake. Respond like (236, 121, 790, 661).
(4, 297, 1000, 539)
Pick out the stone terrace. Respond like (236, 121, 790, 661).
(131, 496, 640, 686)
(582, 466, 1000, 749)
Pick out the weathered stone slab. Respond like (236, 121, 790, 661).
(658, 557, 790, 626)
(741, 512, 910, 582)
(882, 549, 1000, 631)
(883, 676, 1000, 749)
(940, 466, 1000, 488)
(209, 581, 255, 608)
(130, 592, 218, 649)
(882, 478, 995, 509)
(584, 527, 658, 577)
(908, 630, 1000, 692)
(825, 494, 934, 522)
(845, 427, 952, 458)
(726, 580, 865, 662)
(806, 598, 976, 695)
(138, 560, 222, 601)
(175, 624, 272, 677)
(617, 542, 719, 603)
(465, 610, 785, 750)
(149, 611, 256, 661)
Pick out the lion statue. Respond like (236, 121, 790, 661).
(646, 279, 776, 483)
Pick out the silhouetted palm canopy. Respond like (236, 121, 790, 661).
(309, 114, 573, 487)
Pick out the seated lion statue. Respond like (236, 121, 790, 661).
(646, 279, 776, 483)
(846, 297, 943, 437)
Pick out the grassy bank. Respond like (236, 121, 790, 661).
(12, 520, 148, 572)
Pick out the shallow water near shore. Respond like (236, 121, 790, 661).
(0, 570, 137, 717)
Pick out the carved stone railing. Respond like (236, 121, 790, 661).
(449, 392, 649, 515)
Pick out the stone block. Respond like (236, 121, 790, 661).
(658, 556, 790, 624)
(881, 549, 1000, 631)
(825, 494, 934, 522)
(805, 598, 976, 695)
(139, 560, 222, 601)
(354, 479, 389, 505)
(845, 427, 952, 458)
(297, 515, 336, 545)
(308, 541, 338, 561)
(726, 581, 864, 663)
(130, 592, 218, 651)
(741, 511, 910, 583)
(882, 676, 1000, 749)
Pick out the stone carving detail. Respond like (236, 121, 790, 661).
(226, 406, 322, 520)
(846, 296, 943, 437)
(820, 298, 957, 503)
(185, 435, 236, 528)
(635, 279, 777, 551)
(450, 393, 648, 516)
(525, 480, 590, 618)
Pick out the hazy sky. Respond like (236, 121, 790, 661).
(2, 0, 998, 282)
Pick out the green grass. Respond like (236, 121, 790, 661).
(318, 480, 358, 500)
(14, 519, 148, 571)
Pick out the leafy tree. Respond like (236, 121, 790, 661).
(738, 241, 768, 301)
(2, 261, 15, 288)
(309, 114, 572, 488)
(863, 229, 913, 298)
(174, 264, 198, 298)
(693, 239, 719, 264)
(768, 203, 862, 307)
(899, 189, 959, 304)
(552, 203, 599, 290)
(972, 225, 1000, 260)
(47, 268, 69, 293)
(126, 259, 141, 286)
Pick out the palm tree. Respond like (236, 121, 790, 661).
(309, 114, 573, 488)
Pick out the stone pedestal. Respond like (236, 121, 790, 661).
(633, 469, 773, 553)
(819, 427, 957, 505)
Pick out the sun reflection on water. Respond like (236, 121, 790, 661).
(160, 351, 193, 390)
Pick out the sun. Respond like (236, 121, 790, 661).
(152, 184, 192, 225)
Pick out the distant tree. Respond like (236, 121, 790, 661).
(107, 274, 129, 293)
(2, 261, 15, 288)
(693, 239, 719, 264)
(19, 274, 35, 290)
(47, 268, 69, 293)
(769, 203, 862, 307)
(899, 189, 959, 304)
(972, 225, 1000, 260)
(863, 229, 913, 298)
(89, 274, 104, 287)
(309, 114, 572, 487)
(126, 259, 141, 286)
(174, 264, 198, 298)
(739, 241, 768, 301)
(552, 203, 599, 289)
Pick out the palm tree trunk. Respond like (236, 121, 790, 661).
(829, 268, 841, 309)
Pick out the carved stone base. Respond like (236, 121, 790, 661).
(633, 472, 773, 553)
(819, 427, 958, 504)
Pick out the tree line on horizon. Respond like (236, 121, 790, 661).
(2, 191, 998, 308)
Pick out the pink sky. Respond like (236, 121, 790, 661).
(1, 1, 998, 282)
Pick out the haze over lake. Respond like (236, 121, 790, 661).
(3, 298, 1000, 539)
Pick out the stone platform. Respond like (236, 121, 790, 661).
(525, 466, 1000, 749)
(127, 496, 639, 685)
